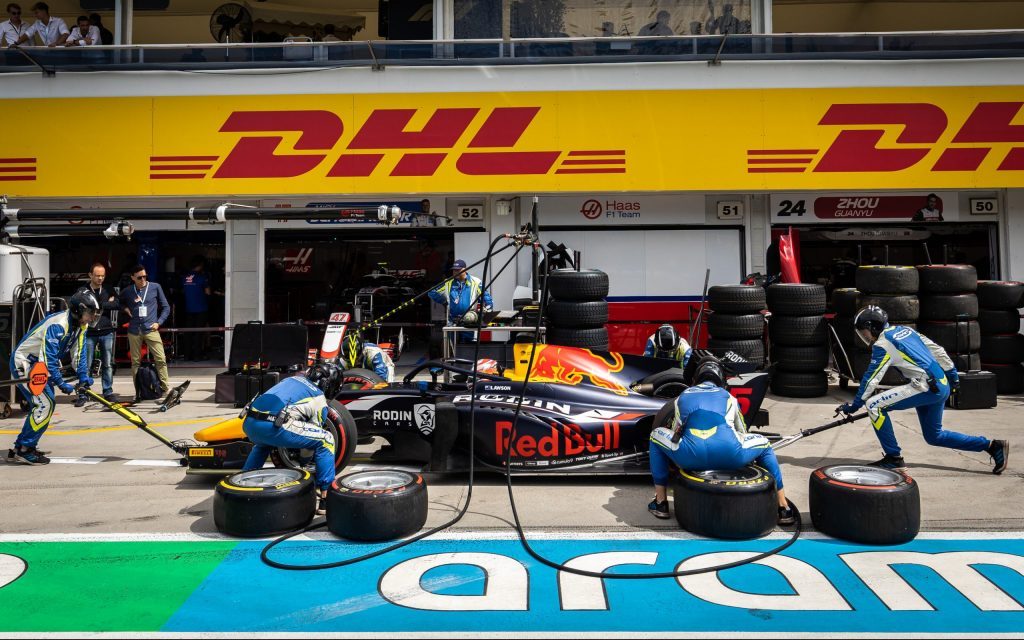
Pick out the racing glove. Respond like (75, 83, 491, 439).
(59, 382, 76, 395)
(836, 402, 857, 416)
(80, 376, 94, 389)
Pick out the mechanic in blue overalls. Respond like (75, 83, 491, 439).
(343, 335, 395, 382)
(643, 324, 692, 368)
(7, 291, 99, 465)
(240, 362, 343, 514)
(648, 357, 795, 524)
(837, 305, 1008, 473)
(428, 258, 493, 346)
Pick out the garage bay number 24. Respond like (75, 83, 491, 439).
(776, 200, 808, 217)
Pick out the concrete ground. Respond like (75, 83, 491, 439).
(1, 367, 1020, 535)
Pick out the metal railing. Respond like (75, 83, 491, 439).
(2, 30, 1023, 74)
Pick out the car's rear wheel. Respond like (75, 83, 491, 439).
(271, 400, 358, 475)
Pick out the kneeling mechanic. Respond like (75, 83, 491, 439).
(240, 362, 344, 514)
(648, 358, 795, 525)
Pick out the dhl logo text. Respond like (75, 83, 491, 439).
(151, 107, 626, 180)
(748, 101, 1024, 174)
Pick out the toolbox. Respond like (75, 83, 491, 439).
(233, 369, 280, 408)
(948, 370, 997, 410)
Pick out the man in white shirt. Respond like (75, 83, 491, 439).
(0, 3, 26, 47)
(13, 2, 67, 47)
(64, 14, 98, 46)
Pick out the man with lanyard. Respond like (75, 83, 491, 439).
(648, 357, 795, 525)
(12, 2, 67, 46)
(343, 335, 395, 382)
(1, 4, 26, 47)
(7, 291, 98, 465)
(240, 362, 343, 514)
(119, 264, 171, 397)
(837, 305, 1008, 473)
(643, 324, 692, 368)
(75, 263, 121, 406)
(428, 259, 493, 344)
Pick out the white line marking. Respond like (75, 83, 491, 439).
(48, 457, 108, 464)
(123, 459, 184, 467)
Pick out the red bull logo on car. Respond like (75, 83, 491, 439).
(524, 345, 630, 396)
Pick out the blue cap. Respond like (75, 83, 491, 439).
(451, 259, 467, 271)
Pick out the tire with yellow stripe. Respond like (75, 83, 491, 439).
(214, 468, 317, 538)
(673, 466, 778, 540)
(809, 465, 919, 545)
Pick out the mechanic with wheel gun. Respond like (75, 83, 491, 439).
(837, 306, 1008, 473)
(6, 291, 99, 465)
(240, 362, 344, 514)
(343, 335, 395, 382)
(648, 358, 795, 525)
(428, 259, 493, 343)
(644, 324, 692, 368)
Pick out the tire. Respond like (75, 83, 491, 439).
(916, 264, 977, 294)
(640, 370, 690, 400)
(852, 351, 907, 386)
(545, 300, 608, 328)
(673, 465, 778, 540)
(809, 465, 920, 545)
(707, 312, 765, 340)
(547, 269, 609, 301)
(272, 400, 357, 474)
(859, 294, 920, 323)
(918, 321, 981, 354)
(766, 283, 827, 316)
(980, 333, 1024, 364)
(979, 309, 1021, 335)
(977, 281, 1024, 310)
(326, 470, 428, 541)
(214, 468, 317, 538)
(952, 352, 981, 372)
(919, 294, 979, 321)
(981, 363, 1024, 395)
(768, 315, 828, 346)
(707, 285, 766, 314)
(771, 345, 829, 372)
(547, 327, 608, 350)
(770, 370, 828, 398)
(831, 288, 860, 316)
(856, 265, 919, 295)
(707, 338, 765, 368)
(341, 369, 385, 390)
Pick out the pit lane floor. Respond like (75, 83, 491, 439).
(1, 369, 1022, 636)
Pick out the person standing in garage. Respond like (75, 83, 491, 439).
(643, 324, 692, 367)
(837, 306, 1008, 473)
(429, 259, 493, 348)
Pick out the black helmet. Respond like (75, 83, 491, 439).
(306, 361, 342, 397)
(854, 305, 889, 340)
(693, 357, 726, 388)
(654, 324, 680, 352)
(68, 289, 101, 327)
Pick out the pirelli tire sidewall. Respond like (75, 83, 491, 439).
(674, 465, 778, 540)
(327, 470, 428, 541)
(809, 465, 920, 545)
(214, 469, 317, 538)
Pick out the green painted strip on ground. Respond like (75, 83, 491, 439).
(0, 542, 237, 632)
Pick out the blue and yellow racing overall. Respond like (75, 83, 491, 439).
(649, 381, 784, 489)
(643, 334, 693, 368)
(344, 340, 395, 382)
(851, 324, 990, 457)
(428, 274, 493, 325)
(241, 376, 336, 490)
(9, 310, 91, 451)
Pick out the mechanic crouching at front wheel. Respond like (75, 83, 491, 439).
(648, 358, 795, 525)
(240, 363, 343, 514)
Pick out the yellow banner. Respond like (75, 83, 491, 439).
(3, 86, 1023, 198)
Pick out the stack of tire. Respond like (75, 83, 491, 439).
(852, 266, 920, 387)
(766, 283, 829, 398)
(978, 280, 1024, 394)
(830, 287, 861, 386)
(706, 285, 767, 368)
(544, 269, 610, 351)
(916, 265, 981, 375)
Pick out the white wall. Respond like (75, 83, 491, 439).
(1005, 189, 1024, 283)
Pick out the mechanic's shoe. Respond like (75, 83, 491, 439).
(870, 454, 906, 470)
(988, 440, 1009, 475)
(5, 449, 14, 463)
(777, 506, 796, 526)
(648, 499, 670, 519)
(73, 396, 88, 408)
(11, 447, 49, 465)
(103, 392, 119, 403)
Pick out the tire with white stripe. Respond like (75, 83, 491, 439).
(809, 465, 920, 545)
(214, 468, 317, 538)
(673, 465, 778, 540)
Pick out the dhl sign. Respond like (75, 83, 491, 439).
(3, 86, 1023, 198)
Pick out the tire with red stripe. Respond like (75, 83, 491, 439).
(809, 465, 920, 545)
(327, 470, 428, 541)
(271, 400, 357, 475)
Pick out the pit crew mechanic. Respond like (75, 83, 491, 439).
(343, 337, 395, 382)
(838, 306, 1008, 473)
(644, 324, 692, 367)
(7, 290, 98, 465)
(648, 358, 795, 524)
(428, 258, 493, 326)
(239, 362, 344, 513)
